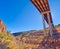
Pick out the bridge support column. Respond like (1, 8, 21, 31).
(42, 14, 46, 36)
(47, 12, 53, 37)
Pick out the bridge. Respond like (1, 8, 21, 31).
(30, 0, 60, 49)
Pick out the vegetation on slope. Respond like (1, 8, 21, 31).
(0, 32, 19, 49)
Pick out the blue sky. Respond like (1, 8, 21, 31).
(0, 0, 60, 33)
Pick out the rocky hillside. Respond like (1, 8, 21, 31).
(0, 25, 60, 49)
(13, 24, 60, 49)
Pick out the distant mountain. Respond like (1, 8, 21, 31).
(13, 30, 36, 36)
(13, 24, 60, 37)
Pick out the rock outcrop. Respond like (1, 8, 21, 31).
(0, 20, 6, 32)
